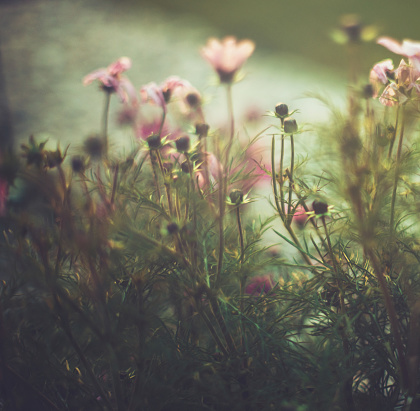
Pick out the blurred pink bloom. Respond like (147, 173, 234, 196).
(245, 275, 274, 296)
(140, 82, 167, 113)
(162, 76, 205, 124)
(369, 59, 393, 90)
(201, 36, 255, 83)
(0, 179, 8, 216)
(83, 57, 137, 104)
(377, 37, 420, 71)
(394, 59, 420, 92)
(292, 205, 308, 228)
(379, 83, 408, 106)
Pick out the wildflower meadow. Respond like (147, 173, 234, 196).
(2, 23, 420, 411)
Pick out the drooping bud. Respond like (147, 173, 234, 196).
(146, 134, 161, 150)
(229, 189, 244, 205)
(283, 117, 298, 134)
(312, 201, 329, 215)
(175, 135, 191, 152)
(275, 103, 289, 118)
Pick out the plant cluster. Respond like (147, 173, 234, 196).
(1, 32, 420, 411)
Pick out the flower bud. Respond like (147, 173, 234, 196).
(71, 155, 85, 174)
(283, 117, 298, 134)
(146, 134, 161, 150)
(185, 92, 201, 108)
(195, 123, 209, 138)
(312, 201, 328, 215)
(175, 135, 191, 152)
(181, 160, 191, 173)
(362, 84, 374, 99)
(84, 135, 105, 158)
(275, 103, 289, 118)
(166, 222, 179, 235)
(229, 189, 243, 205)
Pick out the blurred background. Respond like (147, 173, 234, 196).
(1, 0, 420, 150)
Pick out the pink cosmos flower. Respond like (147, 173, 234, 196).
(292, 205, 308, 229)
(140, 82, 167, 114)
(83, 57, 137, 104)
(245, 275, 274, 296)
(201, 36, 255, 83)
(377, 37, 420, 71)
(161, 76, 205, 124)
(379, 83, 408, 107)
(394, 59, 420, 92)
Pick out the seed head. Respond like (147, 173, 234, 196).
(312, 201, 329, 215)
(175, 135, 191, 152)
(146, 134, 161, 150)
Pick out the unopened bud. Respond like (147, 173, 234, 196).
(283, 117, 298, 134)
(181, 160, 191, 173)
(186, 92, 201, 107)
(166, 222, 179, 235)
(195, 123, 209, 138)
(147, 134, 161, 150)
(275, 103, 289, 118)
(84, 135, 104, 159)
(362, 84, 374, 99)
(229, 189, 244, 205)
(71, 155, 85, 173)
(175, 135, 191, 152)
(312, 201, 329, 215)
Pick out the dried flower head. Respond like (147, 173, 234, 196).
(201, 36, 255, 83)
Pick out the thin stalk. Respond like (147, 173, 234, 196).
(321, 216, 354, 410)
(388, 106, 400, 160)
(271, 136, 312, 266)
(365, 247, 408, 389)
(110, 163, 119, 206)
(287, 134, 295, 219)
(215, 138, 225, 286)
(279, 131, 285, 216)
(156, 150, 173, 215)
(236, 206, 245, 264)
(209, 296, 237, 354)
(149, 151, 162, 202)
(390, 109, 405, 232)
(198, 308, 228, 357)
(101, 92, 111, 155)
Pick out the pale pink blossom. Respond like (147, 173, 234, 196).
(379, 83, 408, 107)
(370, 59, 393, 85)
(292, 205, 308, 229)
(394, 59, 420, 92)
(377, 37, 420, 71)
(140, 82, 167, 113)
(201, 36, 255, 83)
(83, 57, 137, 104)
(161, 76, 205, 124)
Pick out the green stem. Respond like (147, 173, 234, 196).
(279, 131, 285, 216)
(271, 136, 312, 266)
(287, 134, 295, 220)
(102, 92, 111, 155)
(365, 247, 408, 389)
(390, 108, 405, 232)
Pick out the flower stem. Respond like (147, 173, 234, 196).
(101, 92, 111, 155)
(287, 134, 295, 220)
(390, 108, 405, 232)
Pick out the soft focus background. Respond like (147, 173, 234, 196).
(1, 0, 420, 150)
